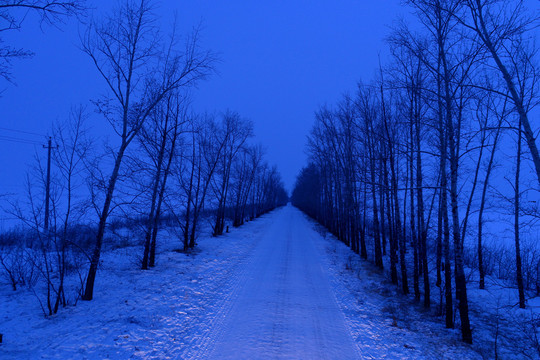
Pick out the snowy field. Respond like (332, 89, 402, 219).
(0, 205, 500, 359)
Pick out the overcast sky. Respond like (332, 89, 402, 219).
(0, 0, 406, 214)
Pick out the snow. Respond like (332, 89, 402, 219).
(307, 214, 482, 359)
(196, 204, 361, 359)
(1, 218, 267, 359)
(2, 205, 485, 359)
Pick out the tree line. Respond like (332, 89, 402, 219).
(292, 0, 539, 345)
(0, 0, 288, 317)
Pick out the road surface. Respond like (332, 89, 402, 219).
(196, 205, 361, 359)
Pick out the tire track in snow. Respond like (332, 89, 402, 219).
(299, 215, 362, 360)
(197, 215, 283, 359)
(167, 216, 275, 359)
(195, 205, 362, 359)
(185, 214, 281, 359)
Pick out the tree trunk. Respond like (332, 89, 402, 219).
(478, 123, 501, 289)
(149, 124, 178, 266)
(385, 158, 398, 284)
(391, 146, 408, 294)
(369, 136, 383, 269)
(444, 49, 472, 343)
(415, 89, 429, 308)
(410, 111, 420, 301)
(83, 145, 126, 301)
(360, 181, 368, 259)
(515, 119, 526, 309)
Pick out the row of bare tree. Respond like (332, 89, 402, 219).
(293, 0, 539, 344)
(0, 0, 288, 317)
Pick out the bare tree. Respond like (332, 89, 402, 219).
(49, 106, 91, 312)
(81, 0, 214, 300)
(6, 106, 90, 315)
(232, 145, 263, 228)
(462, 0, 540, 188)
(138, 92, 187, 269)
(179, 114, 225, 250)
(211, 111, 252, 237)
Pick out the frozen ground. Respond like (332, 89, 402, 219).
(2, 205, 482, 359)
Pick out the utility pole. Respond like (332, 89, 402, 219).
(43, 137, 55, 232)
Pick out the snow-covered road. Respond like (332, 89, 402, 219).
(2, 204, 482, 359)
(196, 205, 361, 359)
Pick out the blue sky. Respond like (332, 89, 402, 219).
(0, 0, 405, 204)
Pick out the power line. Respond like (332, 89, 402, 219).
(0, 126, 44, 137)
(0, 126, 45, 145)
(0, 135, 42, 145)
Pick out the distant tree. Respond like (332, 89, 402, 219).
(179, 114, 226, 250)
(211, 111, 252, 237)
(291, 164, 322, 220)
(7, 106, 90, 315)
(232, 145, 263, 228)
(139, 92, 187, 269)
